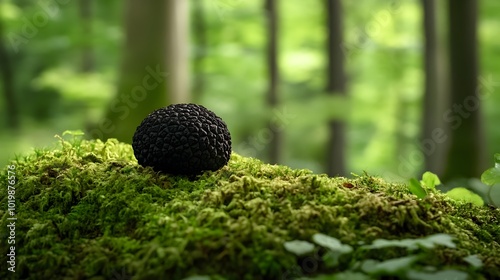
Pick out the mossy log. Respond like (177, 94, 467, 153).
(1, 137, 499, 279)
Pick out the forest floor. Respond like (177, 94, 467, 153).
(0, 136, 499, 280)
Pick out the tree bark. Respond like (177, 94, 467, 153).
(192, 0, 207, 102)
(325, 0, 346, 176)
(94, 0, 169, 142)
(421, 0, 448, 175)
(79, 0, 94, 72)
(0, 16, 18, 130)
(442, 0, 486, 181)
(265, 0, 281, 164)
(166, 0, 190, 104)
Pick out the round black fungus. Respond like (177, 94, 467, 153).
(132, 103, 232, 176)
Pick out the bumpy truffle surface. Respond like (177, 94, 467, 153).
(132, 103, 232, 176)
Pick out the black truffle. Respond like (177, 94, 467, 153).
(132, 103, 232, 176)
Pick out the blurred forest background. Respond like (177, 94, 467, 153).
(1, 0, 499, 184)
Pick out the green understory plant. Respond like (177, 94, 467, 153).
(283, 233, 483, 280)
(408, 160, 500, 207)
(479, 153, 500, 207)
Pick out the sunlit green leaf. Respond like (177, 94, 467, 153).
(421, 171, 441, 189)
(446, 188, 484, 206)
(423, 233, 456, 249)
(409, 178, 427, 198)
(283, 240, 315, 256)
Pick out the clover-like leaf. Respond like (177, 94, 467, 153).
(481, 167, 500, 186)
(312, 233, 352, 254)
(283, 240, 315, 256)
(423, 233, 456, 249)
(489, 183, 500, 207)
(421, 171, 441, 189)
(361, 255, 419, 274)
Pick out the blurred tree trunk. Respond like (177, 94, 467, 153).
(325, 0, 346, 176)
(192, 0, 207, 102)
(166, 0, 190, 104)
(79, 0, 94, 72)
(264, 0, 281, 164)
(0, 16, 18, 130)
(420, 0, 448, 175)
(442, 0, 486, 181)
(95, 0, 169, 142)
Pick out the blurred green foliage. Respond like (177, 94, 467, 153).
(1, 0, 500, 181)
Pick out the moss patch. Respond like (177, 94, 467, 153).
(1, 137, 499, 279)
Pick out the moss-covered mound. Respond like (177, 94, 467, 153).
(1, 137, 499, 280)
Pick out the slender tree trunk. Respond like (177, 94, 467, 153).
(421, 0, 448, 175)
(442, 0, 486, 181)
(166, 0, 190, 104)
(0, 16, 18, 130)
(95, 0, 169, 142)
(325, 0, 346, 176)
(265, 0, 281, 164)
(192, 0, 207, 102)
(79, 0, 94, 72)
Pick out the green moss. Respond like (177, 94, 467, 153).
(1, 137, 499, 279)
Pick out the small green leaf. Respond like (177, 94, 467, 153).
(423, 233, 456, 249)
(463, 254, 483, 268)
(446, 187, 484, 206)
(421, 171, 441, 189)
(323, 250, 344, 268)
(312, 233, 352, 254)
(361, 255, 419, 274)
(481, 167, 500, 186)
(408, 178, 427, 198)
(363, 234, 455, 251)
(284, 240, 315, 256)
(489, 183, 500, 207)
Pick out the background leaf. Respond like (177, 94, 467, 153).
(421, 171, 441, 189)
(481, 167, 500, 186)
(361, 256, 419, 274)
(283, 240, 315, 256)
(489, 183, 500, 207)
(409, 178, 427, 198)
(406, 269, 469, 280)
(463, 254, 483, 268)
(362, 234, 455, 251)
(312, 233, 353, 254)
